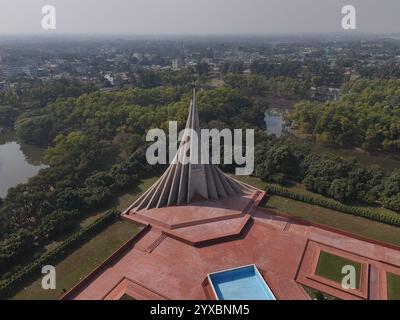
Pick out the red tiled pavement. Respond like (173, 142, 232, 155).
(63, 191, 400, 300)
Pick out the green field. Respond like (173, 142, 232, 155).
(9, 176, 159, 300)
(266, 181, 400, 221)
(315, 252, 361, 289)
(266, 195, 400, 246)
(387, 273, 400, 300)
(232, 174, 268, 190)
(11, 220, 138, 300)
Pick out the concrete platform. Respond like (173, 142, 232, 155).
(125, 192, 258, 229)
(63, 191, 400, 300)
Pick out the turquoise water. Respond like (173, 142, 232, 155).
(209, 265, 276, 300)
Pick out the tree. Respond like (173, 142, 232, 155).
(16, 115, 53, 146)
(255, 143, 300, 182)
(195, 61, 209, 76)
(40, 209, 79, 239)
(328, 178, 352, 202)
(0, 105, 17, 127)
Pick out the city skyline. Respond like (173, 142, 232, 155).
(0, 0, 399, 35)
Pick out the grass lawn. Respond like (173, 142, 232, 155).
(266, 195, 400, 246)
(9, 176, 159, 300)
(231, 174, 268, 190)
(11, 220, 138, 300)
(315, 251, 361, 289)
(114, 176, 159, 212)
(120, 294, 135, 300)
(387, 273, 400, 300)
(236, 175, 399, 221)
(266, 181, 400, 221)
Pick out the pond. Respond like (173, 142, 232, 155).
(0, 132, 47, 198)
(264, 108, 288, 137)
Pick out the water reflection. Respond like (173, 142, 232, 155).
(0, 132, 47, 198)
(264, 108, 287, 137)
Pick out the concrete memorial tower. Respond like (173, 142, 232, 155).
(127, 86, 254, 212)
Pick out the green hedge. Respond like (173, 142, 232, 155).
(0, 209, 120, 298)
(265, 185, 400, 227)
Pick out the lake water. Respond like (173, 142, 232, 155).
(265, 108, 287, 137)
(0, 132, 47, 198)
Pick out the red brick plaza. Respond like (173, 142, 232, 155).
(62, 189, 400, 300)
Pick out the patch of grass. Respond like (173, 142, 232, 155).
(387, 273, 400, 300)
(120, 294, 135, 300)
(235, 175, 399, 221)
(11, 220, 138, 300)
(266, 195, 400, 246)
(230, 174, 267, 190)
(115, 176, 159, 211)
(9, 176, 160, 300)
(316, 252, 361, 289)
(266, 181, 399, 221)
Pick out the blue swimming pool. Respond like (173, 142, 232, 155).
(208, 265, 276, 300)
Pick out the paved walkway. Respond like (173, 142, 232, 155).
(64, 192, 400, 300)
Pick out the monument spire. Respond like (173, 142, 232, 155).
(127, 86, 255, 213)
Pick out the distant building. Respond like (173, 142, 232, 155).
(133, 52, 144, 62)
(0, 81, 11, 93)
(1, 65, 22, 78)
(172, 58, 184, 70)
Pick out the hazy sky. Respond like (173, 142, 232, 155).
(0, 0, 399, 35)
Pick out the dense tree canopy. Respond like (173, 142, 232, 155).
(254, 136, 400, 210)
(289, 79, 400, 153)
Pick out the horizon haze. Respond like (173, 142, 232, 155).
(0, 0, 399, 36)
